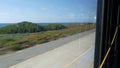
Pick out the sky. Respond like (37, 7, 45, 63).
(0, 0, 97, 23)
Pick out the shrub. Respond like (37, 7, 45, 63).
(9, 45, 22, 50)
(44, 24, 66, 30)
(0, 21, 44, 34)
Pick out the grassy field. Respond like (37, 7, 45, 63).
(0, 24, 95, 54)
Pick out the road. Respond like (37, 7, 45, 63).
(9, 31, 95, 68)
(0, 29, 95, 68)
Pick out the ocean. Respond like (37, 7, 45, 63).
(0, 23, 13, 28)
(0, 23, 82, 28)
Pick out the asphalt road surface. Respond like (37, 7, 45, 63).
(0, 29, 95, 68)
(10, 30, 95, 68)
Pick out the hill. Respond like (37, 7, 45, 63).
(0, 21, 44, 34)
(0, 21, 67, 34)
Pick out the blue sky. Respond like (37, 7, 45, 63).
(0, 0, 97, 23)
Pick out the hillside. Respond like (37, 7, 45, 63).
(0, 23, 95, 54)
(0, 21, 66, 34)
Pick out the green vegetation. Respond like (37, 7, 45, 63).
(0, 22, 95, 54)
(0, 21, 66, 34)
(44, 24, 66, 30)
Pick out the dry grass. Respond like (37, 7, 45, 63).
(0, 24, 95, 54)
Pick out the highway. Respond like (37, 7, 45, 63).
(0, 29, 95, 68)
(9, 30, 95, 68)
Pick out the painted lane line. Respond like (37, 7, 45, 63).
(64, 46, 93, 68)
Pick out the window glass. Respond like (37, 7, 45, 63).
(0, 0, 97, 68)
